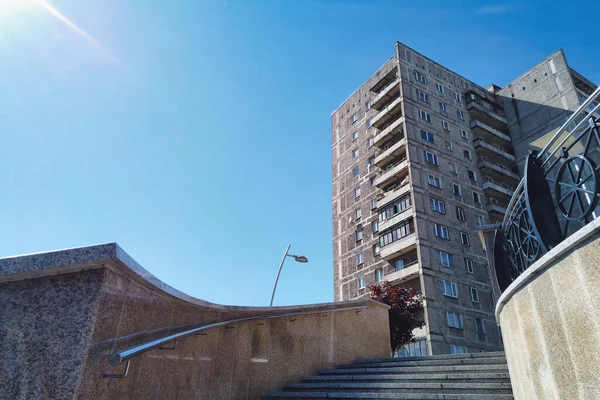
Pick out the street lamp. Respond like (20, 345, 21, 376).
(269, 244, 308, 307)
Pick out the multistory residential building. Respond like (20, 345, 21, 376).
(331, 42, 595, 356)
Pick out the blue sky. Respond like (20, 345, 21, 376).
(0, 0, 598, 306)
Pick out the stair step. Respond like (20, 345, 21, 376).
(264, 392, 514, 399)
(319, 364, 509, 375)
(355, 351, 506, 364)
(336, 357, 506, 369)
(283, 382, 513, 394)
(303, 372, 511, 383)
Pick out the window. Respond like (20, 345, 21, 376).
(441, 120, 450, 131)
(378, 195, 411, 221)
(460, 232, 470, 246)
(436, 83, 444, 94)
(452, 184, 462, 196)
(421, 130, 434, 143)
(368, 156, 375, 166)
(447, 312, 464, 329)
(454, 92, 462, 103)
(430, 198, 446, 214)
(434, 224, 449, 239)
(470, 287, 480, 303)
(358, 275, 366, 289)
(461, 129, 468, 140)
(354, 187, 361, 198)
(379, 219, 413, 247)
(369, 177, 375, 186)
(351, 113, 358, 124)
(375, 268, 384, 282)
(463, 149, 471, 160)
(368, 137, 374, 148)
(417, 89, 429, 102)
(355, 225, 363, 241)
(424, 151, 439, 165)
(352, 131, 358, 141)
(445, 141, 453, 151)
(450, 345, 468, 354)
(353, 167, 360, 177)
(365, 101, 371, 112)
(428, 174, 442, 188)
(396, 339, 428, 358)
(467, 169, 476, 182)
(419, 109, 432, 123)
(356, 252, 364, 265)
(476, 215, 485, 226)
(395, 259, 405, 270)
(371, 198, 377, 210)
(414, 71, 427, 84)
(438, 251, 452, 267)
(371, 220, 378, 233)
(449, 162, 457, 174)
(476, 318, 486, 334)
(441, 280, 458, 297)
(367, 119, 372, 128)
(373, 243, 381, 255)
(439, 102, 447, 112)
(465, 258, 475, 274)
(456, 207, 465, 221)
(457, 110, 465, 120)
(353, 148, 359, 158)
(472, 192, 481, 204)
(355, 208, 362, 219)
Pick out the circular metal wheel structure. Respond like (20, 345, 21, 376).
(517, 209, 540, 262)
(555, 155, 598, 221)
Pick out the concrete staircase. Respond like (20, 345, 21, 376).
(264, 351, 513, 399)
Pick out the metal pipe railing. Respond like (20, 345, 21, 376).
(102, 304, 368, 377)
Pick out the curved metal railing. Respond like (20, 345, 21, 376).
(101, 304, 368, 378)
(495, 86, 600, 290)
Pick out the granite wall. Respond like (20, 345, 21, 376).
(0, 243, 391, 400)
(496, 219, 600, 400)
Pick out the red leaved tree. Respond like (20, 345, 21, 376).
(369, 281, 425, 353)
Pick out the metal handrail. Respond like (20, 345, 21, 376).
(105, 304, 368, 370)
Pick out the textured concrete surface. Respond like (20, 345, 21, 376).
(497, 219, 600, 400)
(0, 243, 391, 400)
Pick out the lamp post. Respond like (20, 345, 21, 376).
(269, 244, 308, 307)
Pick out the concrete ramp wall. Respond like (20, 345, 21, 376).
(0, 243, 391, 400)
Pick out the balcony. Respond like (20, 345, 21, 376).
(483, 181, 514, 199)
(377, 179, 411, 208)
(370, 69, 398, 93)
(373, 116, 404, 148)
(485, 202, 508, 221)
(384, 261, 420, 285)
(470, 119, 511, 146)
(371, 79, 400, 111)
(371, 96, 403, 130)
(465, 92, 507, 131)
(477, 159, 520, 183)
(473, 138, 516, 164)
(379, 207, 413, 232)
(373, 158, 409, 190)
(380, 233, 417, 261)
(374, 138, 406, 168)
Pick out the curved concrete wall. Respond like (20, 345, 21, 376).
(496, 219, 600, 400)
(0, 243, 391, 400)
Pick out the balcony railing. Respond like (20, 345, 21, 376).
(494, 86, 600, 292)
(477, 159, 520, 182)
(374, 138, 406, 168)
(371, 97, 403, 130)
(373, 116, 404, 147)
(483, 181, 514, 198)
(473, 138, 516, 162)
(485, 202, 508, 215)
(377, 179, 411, 208)
(470, 119, 511, 144)
(373, 157, 408, 188)
(371, 79, 400, 111)
(383, 261, 419, 285)
(380, 233, 417, 261)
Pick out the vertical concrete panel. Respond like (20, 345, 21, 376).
(210, 326, 237, 400)
(230, 322, 254, 400)
(266, 318, 289, 391)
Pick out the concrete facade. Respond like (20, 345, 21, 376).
(496, 218, 600, 400)
(0, 243, 391, 400)
(331, 42, 596, 356)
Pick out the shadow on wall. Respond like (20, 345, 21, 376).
(0, 243, 391, 400)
